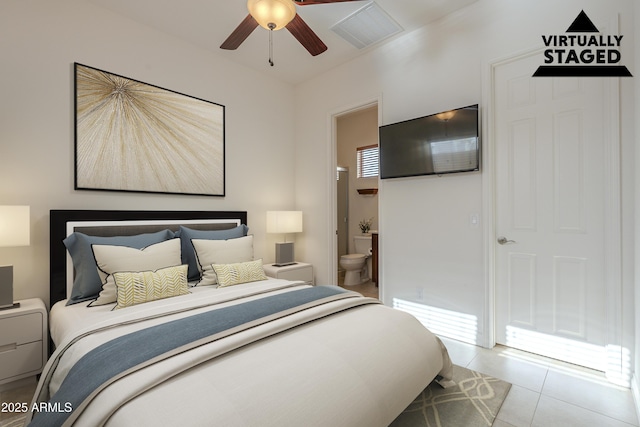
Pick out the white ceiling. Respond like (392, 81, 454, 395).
(88, 0, 478, 85)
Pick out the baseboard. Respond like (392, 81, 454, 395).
(631, 373, 640, 423)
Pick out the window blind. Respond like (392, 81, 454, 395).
(357, 145, 379, 178)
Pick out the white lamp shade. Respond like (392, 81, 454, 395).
(247, 0, 296, 30)
(266, 211, 303, 234)
(0, 206, 30, 247)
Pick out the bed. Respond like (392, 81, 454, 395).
(27, 210, 452, 427)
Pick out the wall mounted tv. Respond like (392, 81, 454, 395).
(379, 104, 480, 179)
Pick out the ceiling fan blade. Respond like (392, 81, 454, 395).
(294, 0, 361, 5)
(220, 14, 259, 50)
(286, 13, 327, 56)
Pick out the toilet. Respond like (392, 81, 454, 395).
(340, 234, 372, 286)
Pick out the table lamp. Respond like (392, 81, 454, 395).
(266, 211, 302, 267)
(0, 206, 30, 310)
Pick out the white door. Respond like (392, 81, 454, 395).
(493, 51, 620, 374)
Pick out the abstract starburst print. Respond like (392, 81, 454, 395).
(75, 63, 224, 195)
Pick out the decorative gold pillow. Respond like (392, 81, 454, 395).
(212, 259, 268, 288)
(113, 264, 190, 309)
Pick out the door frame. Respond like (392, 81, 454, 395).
(327, 96, 382, 291)
(483, 48, 623, 381)
(336, 166, 350, 269)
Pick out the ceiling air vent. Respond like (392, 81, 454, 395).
(330, 1, 403, 49)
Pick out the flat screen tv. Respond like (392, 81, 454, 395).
(379, 104, 479, 179)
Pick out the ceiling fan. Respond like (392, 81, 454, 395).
(221, 0, 361, 64)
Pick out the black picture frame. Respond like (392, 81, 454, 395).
(74, 63, 225, 196)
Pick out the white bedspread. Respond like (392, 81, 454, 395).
(48, 279, 302, 348)
(33, 280, 452, 427)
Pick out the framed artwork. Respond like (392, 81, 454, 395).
(74, 63, 225, 196)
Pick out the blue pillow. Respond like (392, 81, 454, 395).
(64, 230, 175, 305)
(177, 225, 249, 281)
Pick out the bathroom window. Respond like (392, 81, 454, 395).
(357, 144, 379, 178)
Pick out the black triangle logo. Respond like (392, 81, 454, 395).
(566, 10, 599, 33)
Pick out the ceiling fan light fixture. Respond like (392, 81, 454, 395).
(436, 111, 456, 121)
(247, 0, 296, 31)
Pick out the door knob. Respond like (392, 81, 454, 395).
(497, 236, 516, 245)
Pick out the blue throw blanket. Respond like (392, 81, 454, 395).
(30, 286, 351, 427)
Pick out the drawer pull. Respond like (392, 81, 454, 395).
(0, 343, 17, 354)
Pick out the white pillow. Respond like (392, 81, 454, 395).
(192, 235, 254, 286)
(90, 239, 181, 306)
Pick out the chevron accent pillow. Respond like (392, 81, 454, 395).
(113, 264, 190, 309)
(212, 259, 268, 288)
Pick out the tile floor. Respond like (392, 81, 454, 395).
(338, 279, 379, 299)
(337, 273, 379, 299)
(441, 336, 639, 427)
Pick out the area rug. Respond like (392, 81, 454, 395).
(0, 381, 35, 427)
(0, 416, 26, 427)
(390, 365, 512, 427)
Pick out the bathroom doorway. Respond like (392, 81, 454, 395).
(335, 104, 379, 298)
(337, 167, 349, 272)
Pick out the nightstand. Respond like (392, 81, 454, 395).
(263, 262, 314, 286)
(0, 298, 47, 385)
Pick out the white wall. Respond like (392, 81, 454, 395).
(0, 0, 297, 306)
(295, 0, 636, 348)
